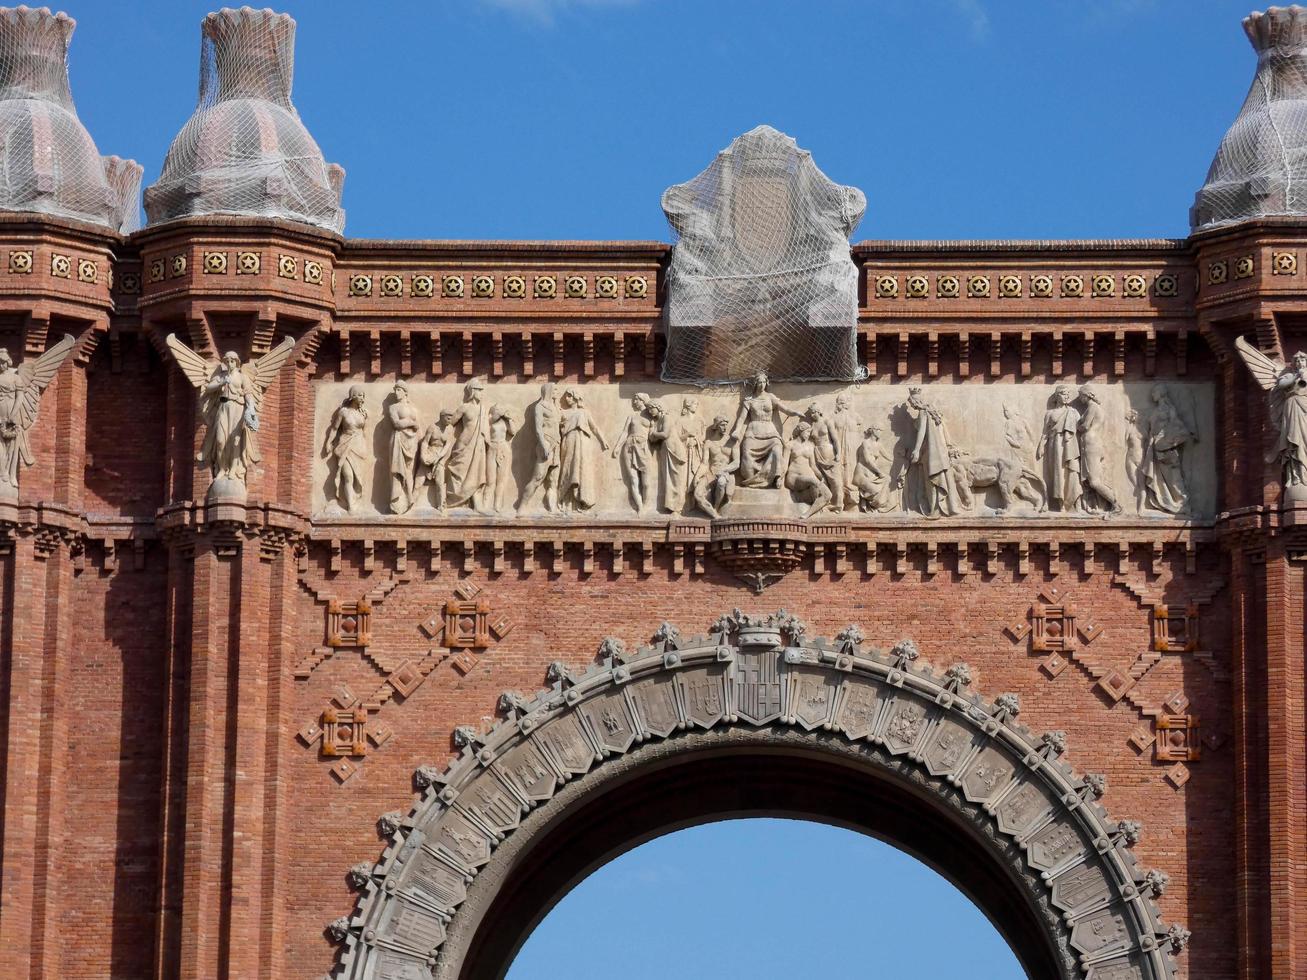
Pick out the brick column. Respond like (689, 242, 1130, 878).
(1230, 544, 1271, 978)
(1262, 539, 1307, 977)
(0, 532, 77, 979)
(166, 522, 299, 980)
(223, 531, 277, 980)
(173, 531, 239, 979)
(256, 534, 299, 976)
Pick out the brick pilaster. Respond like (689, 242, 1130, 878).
(1262, 540, 1307, 976)
(0, 534, 76, 978)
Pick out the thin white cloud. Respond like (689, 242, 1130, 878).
(477, 0, 642, 25)
(951, 0, 990, 40)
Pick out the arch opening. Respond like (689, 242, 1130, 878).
(336, 613, 1186, 980)
(464, 733, 1058, 980)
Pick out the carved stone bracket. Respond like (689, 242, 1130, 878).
(156, 499, 308, 561)
(333, 613, 1187, 980)
(705, 519, 850, 593)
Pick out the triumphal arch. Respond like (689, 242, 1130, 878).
(2, 4, 1307, 978)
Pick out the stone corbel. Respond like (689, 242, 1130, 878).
(367, 330, 381, 377)
(250, 316, 277, 356)
(520, 331, 534, 376)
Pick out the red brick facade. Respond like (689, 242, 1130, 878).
(0, 207, 1303, 979)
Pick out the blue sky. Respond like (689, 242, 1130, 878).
(64, 3, 1251, 973)
(507, 818, 1025, 979)
(69, 0, 1259, 242)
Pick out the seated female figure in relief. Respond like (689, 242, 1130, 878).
(730, 371, 801, 489)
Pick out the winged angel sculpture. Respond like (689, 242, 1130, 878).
(0, 334, 76, 502)
(164, 334, 295, 500)
(1234, 336, 1307, 492)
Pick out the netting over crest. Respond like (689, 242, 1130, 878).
(0, 6, 139, 232)
(661, 125, 866, 384)
(1193, 5, 1307, 230)
(144, 6, 344, 232)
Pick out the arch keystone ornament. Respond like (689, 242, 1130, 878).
(330, 612, 1187, 980)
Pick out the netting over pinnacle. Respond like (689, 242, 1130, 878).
(0, 5, 140, 232)
(1193, 5, 1307, 230)
(661, 125, 866, 384)
(144, 6, 344, 232)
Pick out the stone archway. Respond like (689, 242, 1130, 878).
(331, 612, 1190, 980)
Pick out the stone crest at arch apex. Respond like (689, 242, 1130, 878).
(329, 611, 1189, 980)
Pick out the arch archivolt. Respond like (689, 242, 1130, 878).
(331, 611, 1189, 980)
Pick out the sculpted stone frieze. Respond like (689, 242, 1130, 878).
(311, 377, 1216, 521)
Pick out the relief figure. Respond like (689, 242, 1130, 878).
(830, 392, 861, 509)
(731, 371, 801, 488)
(558, 387, 608, 513)
(517, 383, 561, 513)
(419, 409, 456, 512)
(1124, 408, 1145, 513)
(948, 447, 975, 510)
(1003, 403, 1034, 460)
(486, 404, 517, 514)
(805, 403, 843, 511)
(322, 384, 369, 513)
(651, 396, 705, 514)
(1038, 384, 1083, 511)
(1141, 384, 1194, 514)
(446, 378, 492, 512)
(610, 392, 654, 512)
(780, 420, 832, 517)
(851, 423, 899, 513)
(1077, 385, 1122, 514)
(387, 380, 421, 514)
(693, 414, 738, 518)
(906, 387, 958, 517)
(950, 445, 1045, 513)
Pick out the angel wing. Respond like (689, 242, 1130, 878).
(240, 335, 294, 414)
(164, 333, 215, 389)
(1234, 335, 1286, 391)
(15, 333, 75, 430)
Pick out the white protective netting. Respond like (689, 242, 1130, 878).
(1193, 5, 1307, 230)
(145, 6, 344, 232)
(661, 125, 866, 384)
(0, 6, 139, 232)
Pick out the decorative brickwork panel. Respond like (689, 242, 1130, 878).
(327, 599, 371, 648)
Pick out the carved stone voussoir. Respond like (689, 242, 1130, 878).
(335, 613, 1185, 980)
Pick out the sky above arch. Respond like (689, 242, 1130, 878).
(68, 0, 1259, 242)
